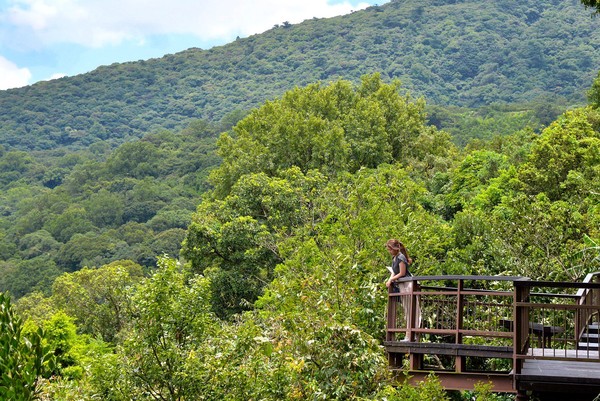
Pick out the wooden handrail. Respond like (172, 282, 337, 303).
(576, 272, 600, 297)
(397, 275, 529, 282)
(386, 275, 520, 344)
(512, 274, 600, 344)
(514, 280, 600, 289)
(575, 273, 600, 341)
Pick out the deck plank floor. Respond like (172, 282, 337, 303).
(527, 348, 600, 360)
(520, 359, 600, 381)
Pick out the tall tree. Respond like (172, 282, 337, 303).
(50, 261, 145, 342)
(0, 293, 54, 401)
(518, 108, 600, 201)
(184, 75, 452, 319)
(97, 258, 216, 401)
(209, 73, 427, 198)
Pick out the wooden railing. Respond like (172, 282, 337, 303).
(513, 279, 600, 364)
(386, 274, 600, 375)
(387, 275, 523, 343)
(386, 275, 524, 377)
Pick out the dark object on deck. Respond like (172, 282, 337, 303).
(499, 319, 564, 348)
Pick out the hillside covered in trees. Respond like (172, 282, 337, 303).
(3, 72, 600, 400)
(1, 0, 600, 399)
(0, 0, 599, 151)
(4, 0, 600, 302)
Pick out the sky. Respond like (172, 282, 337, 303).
(0, 0, 388, 90)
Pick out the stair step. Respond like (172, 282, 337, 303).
(587, 323, 600, 334)
(580, 333, 600, 343)
(578, 342, 600, 350)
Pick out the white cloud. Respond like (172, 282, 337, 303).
(2, 0, 373, 49)
(0, 55, 31, 89)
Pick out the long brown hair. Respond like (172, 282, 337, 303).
(386, 238, 411, 264)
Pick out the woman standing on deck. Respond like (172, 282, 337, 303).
(385, 239, 412, 291)
(385, 239, 421, 340)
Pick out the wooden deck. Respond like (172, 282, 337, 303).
(517, 359, 600, 400)
(527, 348, 600, 360)
(385, 274, 600, 401)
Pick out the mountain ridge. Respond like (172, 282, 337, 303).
(1, 0, 599, 151)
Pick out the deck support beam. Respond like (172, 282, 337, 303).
(398, 370, 515, 393)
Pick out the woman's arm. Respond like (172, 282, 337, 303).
(389, 261, 407, 281)
(399, 260, 407, 277)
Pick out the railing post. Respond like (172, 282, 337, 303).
(409, 279, 422, 370)
(455, 279, 464, 344)
(455, 279, 465, 373)
(514, 281, 530, 376)
(407, 278, 421, 341)
(406, 280, 413, 342)
(386, 286, 397, 342)
(386, 286, 403, 368)
(595, 275, 600, 330)
(513, 283, 519, 377)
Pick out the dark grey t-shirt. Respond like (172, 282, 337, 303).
(392, 253, 410, 277)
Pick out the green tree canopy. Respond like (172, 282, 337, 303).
(518, 107, 600, 201)
(209, 74, 427, 197)
(185, 74, 451, 318)
(50, 261, 145, 342)
(101, 258, 216, 400)
(0, 292, 54, 400)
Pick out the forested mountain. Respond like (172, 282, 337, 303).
(6, 0, 600, 299)
(5, 73, 600, 400)
(0, 0, 599, 151)
(2, 0, 600, 398)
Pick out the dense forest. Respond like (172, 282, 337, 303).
(1, 0, 600, 399)
(2, 72, 599, 400)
